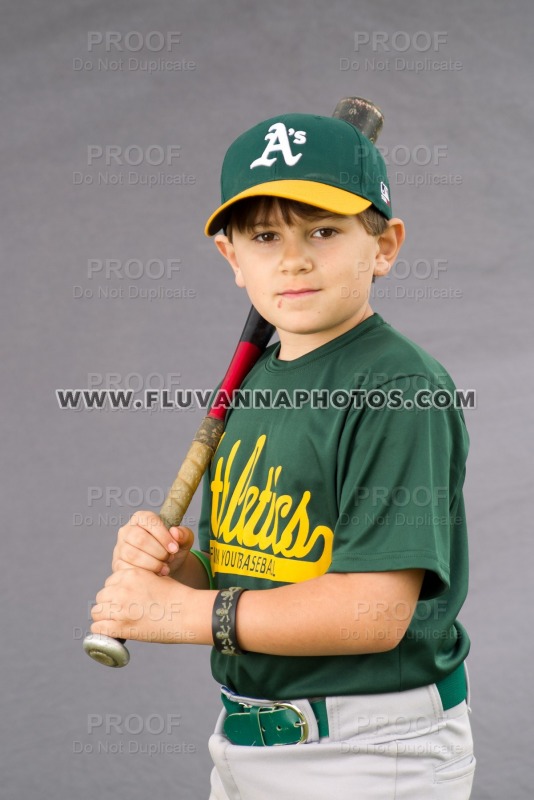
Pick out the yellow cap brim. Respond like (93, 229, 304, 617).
(204, 180, 372, 236)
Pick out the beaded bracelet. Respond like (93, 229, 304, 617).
(212, 587, 248, 656)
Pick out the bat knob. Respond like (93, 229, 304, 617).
(83, 633, 130, 668)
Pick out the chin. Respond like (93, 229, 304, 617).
(279, 322, 331, 337)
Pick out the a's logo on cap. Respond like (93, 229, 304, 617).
(250, 122, 307, 170)
(380, 181, 390, 205)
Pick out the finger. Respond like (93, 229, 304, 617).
(169, 526, 195, 550)
(91, 596, 120, 622)
(90, 619, 150, 642)
(129, 510, 176, 550)
(100, 572, 123, 589)
(123, 511, 176, 557)
(90, 619, 135, 640)
(114, 541, 171, 573)
(113, 556, 161, 574)
(121, 522, 174, 561)
(103, 567, 148, 590)
(92, 578, 137, 620)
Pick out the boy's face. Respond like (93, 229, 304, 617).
(215, 205, 404, 360)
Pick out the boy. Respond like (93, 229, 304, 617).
(91, 113, 475, 799)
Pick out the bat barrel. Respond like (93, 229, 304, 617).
(332, 97, 384, 143)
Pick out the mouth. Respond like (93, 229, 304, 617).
(278, 288, 320, 299)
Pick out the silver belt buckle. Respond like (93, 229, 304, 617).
(272, 702, 309, 745)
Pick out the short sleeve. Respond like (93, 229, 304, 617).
(329, 377, 469, 600)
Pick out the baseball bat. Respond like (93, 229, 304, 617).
(83, 96, 384, 667)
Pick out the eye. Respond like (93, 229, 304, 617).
(252, 231, 278, 243)
(312, 227, 338, 239)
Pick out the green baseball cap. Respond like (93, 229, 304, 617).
(204, 113, 392, 235)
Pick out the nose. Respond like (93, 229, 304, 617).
(278, 237, 312, 274)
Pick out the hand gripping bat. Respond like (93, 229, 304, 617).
(83, 96, 385, 667)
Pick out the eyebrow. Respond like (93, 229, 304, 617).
(248, 213, 343, 230)
(248, 220, 277, 230)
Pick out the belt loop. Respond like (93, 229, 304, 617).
(290, 699, 319, 743)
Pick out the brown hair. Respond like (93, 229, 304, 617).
(225, 196, 389, 241)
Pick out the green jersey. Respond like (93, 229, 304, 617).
(198, 313, 470, 700)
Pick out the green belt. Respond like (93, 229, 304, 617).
(221, 662, 467, 747)
(222, 694, 329, 746)
(435, 661, 468, 712)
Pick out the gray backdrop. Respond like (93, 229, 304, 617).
(2, 0, 532, 798)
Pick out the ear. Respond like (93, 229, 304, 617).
(214, 234, 246, 288)
(374, 218, 405, 278)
